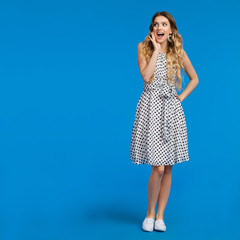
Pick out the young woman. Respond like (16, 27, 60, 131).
(130, 11, 199, 232)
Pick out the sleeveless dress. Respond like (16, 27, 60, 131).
(130, 52, 189, 166)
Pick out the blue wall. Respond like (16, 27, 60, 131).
(0, 1, 239, 239)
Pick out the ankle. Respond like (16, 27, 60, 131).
(156, 214, 163, 220)
(146, 210, 155, 219)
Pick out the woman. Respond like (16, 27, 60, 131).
(130, 11, 199, 232)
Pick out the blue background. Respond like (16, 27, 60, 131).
(0, 0, 240, 239)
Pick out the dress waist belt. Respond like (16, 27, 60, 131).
(143, 82, 177, 143)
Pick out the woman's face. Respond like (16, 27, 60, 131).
(152, 16, 172, 43)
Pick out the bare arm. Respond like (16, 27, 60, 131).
(137, 42, 159, 83)
(179, 50, 199, 102)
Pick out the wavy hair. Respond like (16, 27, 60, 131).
(141, 11, 185, 91)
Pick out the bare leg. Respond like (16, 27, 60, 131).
(156, 165, 173, 220)
(146, 165, 165, 220)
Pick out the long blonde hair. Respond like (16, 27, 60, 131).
(142, 11, 185, 91)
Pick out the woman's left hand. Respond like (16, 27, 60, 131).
(176, 94, 182, 102)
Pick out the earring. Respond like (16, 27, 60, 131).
(168, 34, 172, 42)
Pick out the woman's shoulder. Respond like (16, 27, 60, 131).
(137, 42, 144, 56)
(137, 42, 143, 49)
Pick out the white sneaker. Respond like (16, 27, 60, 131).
(142, 217, 154, 232)
(154, 219, 166, 231)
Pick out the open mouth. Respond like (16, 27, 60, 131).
(157, 32, 164, 38)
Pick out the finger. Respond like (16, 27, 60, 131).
(149, 35, 156, 43)
(151, 32, 156, 40)
(152, 32, 156, 41)
(148, 36, 153, 42)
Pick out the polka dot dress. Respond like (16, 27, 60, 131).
(130, 52, 190, 166)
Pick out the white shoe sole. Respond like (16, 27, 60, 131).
(154, 227, 166, 232)
(142, 226, 154, 232)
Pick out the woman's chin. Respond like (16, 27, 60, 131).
(157, 38, 165, 43)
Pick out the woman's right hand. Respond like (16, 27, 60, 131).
(148, 31, 162, 53)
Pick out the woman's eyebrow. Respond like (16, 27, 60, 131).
(154, 21, 167, 24)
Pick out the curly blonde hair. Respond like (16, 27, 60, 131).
(142, 11, 186, 91)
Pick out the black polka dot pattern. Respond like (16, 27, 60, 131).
(130, 52, 190, 166)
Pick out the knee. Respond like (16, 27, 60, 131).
(152, 166, 165, 177)
(164, 165, 173, 174)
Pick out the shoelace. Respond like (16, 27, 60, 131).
(145, 218, 154, 223)
(155, 219, 165, 225)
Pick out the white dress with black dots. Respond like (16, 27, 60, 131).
(130, 52, 189, 166)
